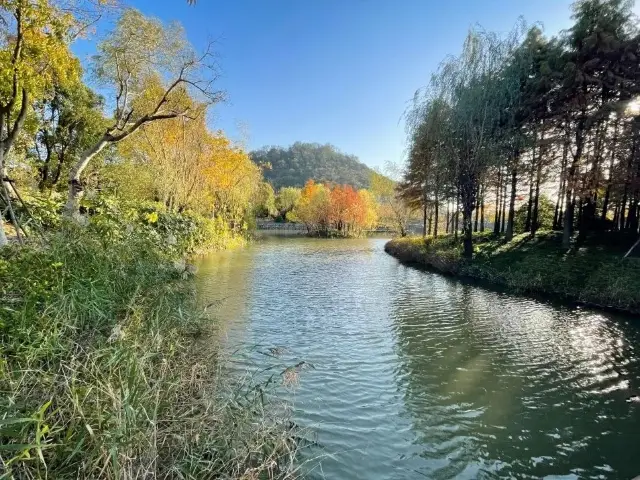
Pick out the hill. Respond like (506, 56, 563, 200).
(250, 142, 375, 190)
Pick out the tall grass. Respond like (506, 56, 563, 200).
(0, 228, 296, 479)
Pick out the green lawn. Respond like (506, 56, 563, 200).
(385, 231, 640, 314)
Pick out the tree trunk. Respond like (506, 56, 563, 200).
(474, 189, 480, 232)
(428, 210, 433, 236)
(463, 205, 473, 258)
(505, 163, 518, 241)
(532, 159, 542, 236)
(0, 151, 8, 247)
(601, 120, 619, 225)
(500, 176, 507, 233)
(480, 185, 485, 233)
(454, 187, 460, 239)
(434, 191, 439, 238)
(445, 202, 450, 234)
(620, 184, 628, 231)
(525, 168, 534, 233)
(0, 208, 7, 246)
(628, 198, 639, 233)
(460, 176, 475, 259)
(563, 117, 585, 249)
(65, 137, 109, 219)
(554, 137, 569, 230)
(422, 203, 427, 237)
(494, 169, 501, 234)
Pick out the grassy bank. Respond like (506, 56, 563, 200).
(0, 222, 296, 478)
(385, 231, 640, 314)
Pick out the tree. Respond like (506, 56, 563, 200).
(514, 194, 555, 232)
(31, 84, 106, 191)
(371, 168, 412, 236)
(275, 186, 301, 221)
(291, 179, 378, 236)
(64, 9, 224, 219)
(402, 0, 640, 258)
(255, 182, 276, 218)
(407, 27, 522, 256)
(0, 0, 83, 245)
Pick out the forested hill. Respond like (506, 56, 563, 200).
(250, 142, 375, 189)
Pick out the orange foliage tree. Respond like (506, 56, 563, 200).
(293, 180, 378, 236)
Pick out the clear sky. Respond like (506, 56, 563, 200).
(75, 0, 639, 170)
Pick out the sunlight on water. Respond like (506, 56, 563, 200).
(196, 237, 640, 479)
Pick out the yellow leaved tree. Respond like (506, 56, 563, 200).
(64, 8, 224, 219)
(0, 0, 87, 245)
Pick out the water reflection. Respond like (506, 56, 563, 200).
(391, 270, 640, 479)
(196, 237, 640, 479)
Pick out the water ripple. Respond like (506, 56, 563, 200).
(196, 237, 640, 479)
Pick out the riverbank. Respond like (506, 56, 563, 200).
(0, 222, 295, 478)
(385, 231, 640, 315)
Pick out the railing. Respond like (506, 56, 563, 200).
(255, 220, 398, 234)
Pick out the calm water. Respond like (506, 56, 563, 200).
(195, 237, 640, 479)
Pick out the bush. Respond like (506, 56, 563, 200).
(514, 195, 555, 233)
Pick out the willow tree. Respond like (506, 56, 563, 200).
(439, 31, 514, 257)
(65, 9, 224, 218)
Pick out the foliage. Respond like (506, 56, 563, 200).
(30, 84, 107, 190)
(0, 4, 300, 478)
(275, 186, 302, 221)
(111, 110, 262, 228)
(255, 182, 277, 217)
(403, 0, 640, 258)
(292, 180, 377, 236)
(371, 169, 413, 236)
(251, 142, 376, 189)
(514, 195, 555, 233)
(0, 0, 89, 245)
(64, 8, 224, 217)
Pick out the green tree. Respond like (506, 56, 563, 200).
(275, 186, 301, 221)
(255, 182, 276, 218)
(514, 195, 555, 233)
(32, 84, 106, 191)
(371, 168, 412, 236)
(0, 0, 84, 245)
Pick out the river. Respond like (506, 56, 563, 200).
(195, 236, 640, 479)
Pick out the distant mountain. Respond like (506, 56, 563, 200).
(250, 142, 375, 190)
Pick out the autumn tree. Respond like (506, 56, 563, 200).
(64, 9, 224, 218)
(0, 0, 86, 245)
(371, 168, 412, 236)
(292, 180, 377, 236)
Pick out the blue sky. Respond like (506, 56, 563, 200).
(75, 0, 639, 170)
